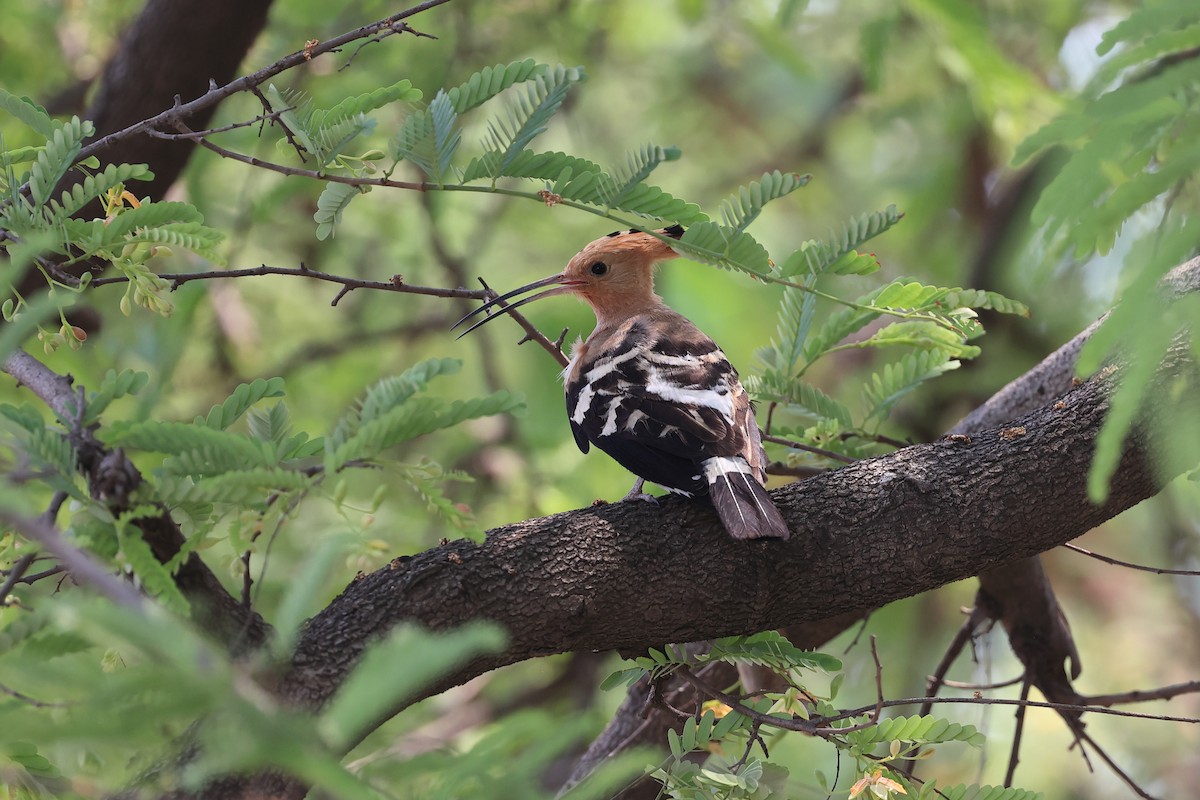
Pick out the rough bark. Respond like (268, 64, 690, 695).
(304, 360, 1177, 709)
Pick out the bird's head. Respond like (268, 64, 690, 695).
(454, 225, 684, 336)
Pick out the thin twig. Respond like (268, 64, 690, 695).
(762, 434, 857, 465)
(1084, 680, 1200, 707)
(920, 607, 987, 716)
(11, 565, 67, 585)
(1073, 725, 1157, 800)
(476, 278, 570, 368)
(142, 108, 293, 142)
(814, 694, 1200, 728)
(189, 130, 427, 190)
(868, 635, 885, 724)
(88, 262, 486, 305)
(0, 553, 36, 604)
(940, 675, 1025, 691)
(0, 511, 144, 611)
(1004, 677, 1031, 787)
(340, 21, 438, 72)
(1062, 541, 1200, 576)
(0, 681, 73, 708)
(729, 720, 767, 770)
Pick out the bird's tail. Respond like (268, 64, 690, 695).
(702, 457, 790, 540)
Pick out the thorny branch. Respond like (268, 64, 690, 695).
(85, 262, 572, 364)
(78, 2, 452, 179)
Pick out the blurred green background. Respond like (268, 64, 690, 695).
(2, 0, 1198, 797)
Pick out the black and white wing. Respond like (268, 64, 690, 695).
(565, 314, 789, 540)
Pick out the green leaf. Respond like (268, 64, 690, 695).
(758, 287, 815, 376)
(446, 59, 545, 113)
(803, 309, 876, 364)
(96, 200, 203, 242)
(862, 350, 961, 423)
(20, 427, 78, 493)
(0, 403, 45, 434)
(845, 714, 985, 748)
(785, 383, 854, 428)
(674, 221, 771, 275)
(397, 458, 479, 536)
(84, 369, 150, 425)
(775, 206, 901, 278)
(46, 162, 154, 222)
(246, 401, 292, 446)
(327, 391, 523, 472)
(599, 666, 647, 691)
(846, 321, 981, 358)
(429, 89, 462, 182)
(460, 148, 603, 183)
(0, 87, 56, 137)
(186, 467, 315, 507)
(197, 377, 287, 430)
(319, 623, 505, 750)
(605, 182, 706, 224)
(308, 79, 422, 133)
(313, 182, 365, 240)
(718, 170, 810, 234)
(601, 143, 683, 208)
(105, 420, 272, 466)
(120, 222, 225, 263)
(29, 117, 89, 208)
(483, 65, 584, 176)
(264, 84, 316, 155)
(705, 631, 843, 673)
(1096, 0, 1200, 56)
(940, 288, 1030, 317)
(390, 108, 436, 176)
(114, 510, 190, 614)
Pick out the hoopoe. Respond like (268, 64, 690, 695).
(455, 225, 789, 541)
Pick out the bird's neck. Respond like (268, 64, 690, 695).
(585, 291, 665, 330)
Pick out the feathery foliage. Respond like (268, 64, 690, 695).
(1012, 1, 1200, 501)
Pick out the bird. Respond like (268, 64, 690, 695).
(454, 225, 789, 541)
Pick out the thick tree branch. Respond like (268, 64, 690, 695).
(294, 357, 1186, 710)
(198, 343, 1193, 798)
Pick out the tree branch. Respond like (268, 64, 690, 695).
(294, 349, 1183, 709)
(1, 350, 270, 651)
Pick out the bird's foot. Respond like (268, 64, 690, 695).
(621, 478, 659, 505)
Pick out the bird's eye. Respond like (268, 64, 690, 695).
(590, 261, 609, 276)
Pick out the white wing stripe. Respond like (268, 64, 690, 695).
(644, 367, 735, 417)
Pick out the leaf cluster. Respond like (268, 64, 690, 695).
(0, 88, 225, 328)
(1011, 2, 1200, 500)
(601, 631, 1028, 800)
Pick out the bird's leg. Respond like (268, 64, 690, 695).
(621, 477, 659, 505)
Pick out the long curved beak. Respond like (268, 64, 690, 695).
(452, 273, 580, 338)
